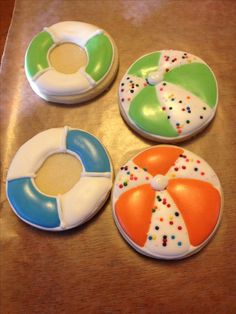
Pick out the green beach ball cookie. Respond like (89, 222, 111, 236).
(119, 50, 218, 142)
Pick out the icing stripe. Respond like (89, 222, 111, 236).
(66, 130, 111, 172)
(129, 85, 178, 137)
(155, 82, 213, 136)
(25, 31, 54, 78)
(85, 33, 113, 82)
(164, 63, 217, 108)
(7, 178, 60, 228)
(128, 52, 161, 78)
(167, 178, 221, 246)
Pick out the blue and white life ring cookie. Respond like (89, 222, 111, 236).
(6, 127, 112, 231)
(25, 21, 118, 104)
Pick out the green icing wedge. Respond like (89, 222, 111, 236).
(129, 85, 178, 137)
(128, 52, 161, 78)
(25, 31, 54, 78)
(164, 63, 217, 108)
(85, 33, 113, 82)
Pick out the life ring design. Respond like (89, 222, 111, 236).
(25, 21, 118, 104)
(119, 50, 218, 142)
(112, 146, 222, 260)
(6, 127, 112, 230)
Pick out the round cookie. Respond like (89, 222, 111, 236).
(25, 21, 118, 104)
(6, 127, 113, 231)
(119, 50, 218, 142)
(112, 146, 223, 260)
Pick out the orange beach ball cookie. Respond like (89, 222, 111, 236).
(112, 146, 223, 260)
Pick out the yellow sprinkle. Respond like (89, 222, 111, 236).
(172, 173, 176, 178)
(152, 235, 157, 240)
(190, 158, 194, 162)
(169, 216, 173, 220)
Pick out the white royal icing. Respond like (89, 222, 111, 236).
(166, 150, 221, 189)
(113, 160, 152, 200)
(155, 82, 213, 136)
(7, 127, 66, 180)
(45, 21, 103, 48)
(35, 68, 92, 95)
(60, 176, 112, 227)
(119, 74, 147, 114)
(144, 190, 190, 258)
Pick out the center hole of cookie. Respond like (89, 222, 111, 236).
(49, 43, 87, 74)
(35, 153, 82, 196)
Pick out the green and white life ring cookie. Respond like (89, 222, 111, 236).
(119, 50, 218, 142)
(25, 21, 118, 104)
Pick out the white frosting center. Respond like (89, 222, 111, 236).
(147, 70, 164, 85)
(151, 174, 168, 191)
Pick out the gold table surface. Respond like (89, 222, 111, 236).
(1, 0, 236, 313)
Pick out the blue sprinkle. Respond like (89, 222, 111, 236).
(148, 236, 152, 240)
(177, 241, 182, 246)
(171, 235, 175, 240)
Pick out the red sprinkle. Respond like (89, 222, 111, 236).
(119, 184, 123, 189)
(201, 172, 205, 176)
(167, 204, 171, 208)
(174, 167, 178, 171)
(182, 166, 186, 169)
(169, 221, 173, 225)
(178, 226, 182, 230)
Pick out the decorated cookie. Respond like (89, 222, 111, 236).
(25, 21, 118, 104)
(119, 50, 218, 142)
(112, 146, 222, 259)
(6, 127, 112, 231)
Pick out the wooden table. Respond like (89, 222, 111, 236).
(1, 1, 236, 313)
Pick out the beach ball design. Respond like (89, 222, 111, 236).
(112, 146, 222, 259)
(119, 50, 218, 142)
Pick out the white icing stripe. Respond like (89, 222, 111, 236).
(81, 172, 111, 178)
(80, 67, 96, 87)
(158, 50, 204, 73)
(119, 75, 147, 114)
(144, 190, 190, 258)
(56, 196, 66, 230)
(113, 160, 152, 199)
(155, 82, 213, 136)
(45, 21, 102, 48)
(7, 128, 66, 180)
(35, 69, 92, 96)
(165, 150, 221, 190)
(7, 173, 36, 181)
(60, 176, 112, 227)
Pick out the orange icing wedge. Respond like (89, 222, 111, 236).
(167, 178, 221, 246)
(133, 146, 183, 176)
(115, 184, 155, 246)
